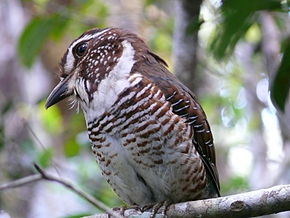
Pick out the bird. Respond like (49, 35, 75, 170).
(45, 27, 220, 211)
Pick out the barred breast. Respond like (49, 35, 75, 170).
(87, 74, 207, 206)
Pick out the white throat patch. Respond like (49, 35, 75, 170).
(83, 40, 136, 123)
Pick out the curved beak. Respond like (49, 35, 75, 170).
(45, 75, 73, 109)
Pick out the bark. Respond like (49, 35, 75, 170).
(172, 0, 203, 95)
(86, 184, 290, 218)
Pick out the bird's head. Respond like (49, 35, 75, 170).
(45, 27, 149, 112)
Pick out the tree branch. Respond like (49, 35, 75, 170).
(0, 174, 42, 191)
(2, 167, 290, 218)
(0, 164, 124, 218)
(86, 184, 290, 218)
(173, 0, 203, 95)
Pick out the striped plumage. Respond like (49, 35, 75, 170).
(46, 27, 220, 206)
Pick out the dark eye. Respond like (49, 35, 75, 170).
(75, 43, 88, 57)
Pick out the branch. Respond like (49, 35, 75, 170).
(33, 164, 124, 218)
(0, 174, 42, 191)
(0, 164, 124, 218)
(2, 167, 290, 217)
(87, 184, 290, 218)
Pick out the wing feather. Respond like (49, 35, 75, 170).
(133, 51, 220, 196)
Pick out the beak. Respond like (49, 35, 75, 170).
(45, 75, 73, 109)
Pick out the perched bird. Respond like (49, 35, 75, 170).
(46, 27, 220, 209)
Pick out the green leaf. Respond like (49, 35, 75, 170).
(17, 14, 69, 68)
(64, 137, 80, 157)
(186, 17, 204, 35)
(37, 147, 53, 168)
(38, 100, 63, 134)
(50, 14, 70, 40)
(270, 39, 290, 111)
(210, 0, 282, 59)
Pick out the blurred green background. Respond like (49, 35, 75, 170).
(0, 0, 289, 217)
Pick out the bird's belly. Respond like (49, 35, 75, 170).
(91, 135, 163, 205)
(91, 131, 206, 206)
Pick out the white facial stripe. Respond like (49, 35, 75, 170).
(64, 29, 110, 73)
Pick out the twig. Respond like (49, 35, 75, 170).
(0, 174, 42, 191)
(33, 164, 124, 218)
(87, 184, 290, 218)
(0, 165, 123, 218)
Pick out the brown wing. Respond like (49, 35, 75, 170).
(134, 51, 220, 196)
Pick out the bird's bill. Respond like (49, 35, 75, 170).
(45, 76, 73, 109)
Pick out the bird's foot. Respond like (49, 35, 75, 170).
(112, 205, 140, 217)
(111, 205, 127, 216)
(141, 201, 170, 218)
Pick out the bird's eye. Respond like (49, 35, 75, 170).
(75, 43, 88, 57)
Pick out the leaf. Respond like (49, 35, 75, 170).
(38, 100, 63, 134)
(270, 39, 290, 112)
(50, 14, 70, 40)
(17, 14, 69, 68)
(186, 17, 204, 35)
(210, 0, 282, 59)
(37, 147, 53, 168)
(64, 137, 80, 157)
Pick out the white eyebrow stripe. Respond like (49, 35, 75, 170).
(64, 29, 110, 73)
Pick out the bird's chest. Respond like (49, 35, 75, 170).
(87, 104, 201, 205)
(85, 77, 207, 205)
(88, 110, 158, 174)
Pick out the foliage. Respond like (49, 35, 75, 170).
(17, 0, 108, 68)
(210, 0, 289, 111)
(210, 0, 282, 59)
(17, 14, 69, 68)
(271, 38, 290, 111)
(39, 100, 63, 134)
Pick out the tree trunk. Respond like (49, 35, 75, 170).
(173, 0, 203, 95)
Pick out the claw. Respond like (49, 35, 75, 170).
(141, 201, 171, 218)
(111, 205, 127, 217)
(160, 201, 170, 217)
(150, 202, 163, 218)
(140, 203, 155, 212)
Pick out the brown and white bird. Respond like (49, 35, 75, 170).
(46, 27, 220, 208)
